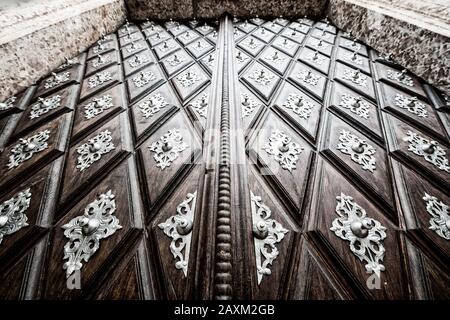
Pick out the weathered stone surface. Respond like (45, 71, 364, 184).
(0, 0, 127, 101)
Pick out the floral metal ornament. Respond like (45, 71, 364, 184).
(0, 188, 31, 245)
(264, 129, 303, 172)
(403, 131, 450, 172)
(249, 69, 275, 86)
(337, 130, 376, 172)
(344, 39, 362, 51)
(149, 129, 189, 169)
(192, 40, 207, 52)
(84, 95, 114, 120)
(158, 41, 176, 53)
(387, 69, 413, 87)
(236, 51, 249, 64)
(129, 54, 150, 68)
(57, 57, 78, 70)
(339, 93, 370, 119)
(158, 191, 197, 277)
(204, 54, 215, 68)
(44, 72, 70, 89)
(330, 193, 387, 277)
(93, 42, 110, 54)
(29, 95, 62, 119)
(242, 37, 261, 50)
(250, 191, 288, 284)
(296, 69, 320, 86)
(132, 71, 156, 88)
(7, 130, 51, 169)
(177, 71, 201, 88)
(76, 130, 115, 171)
(241, 93, 260, 118)
(263, 51, 286, 65)
(0, 96, 17, 111)
(190, 92, 208, 118)
(345, 51, 363, 65)
(166, 54, 185, 66)
(62, 190, 122, 277)
(394, 94, 428, 117)
(92, 54, 111, 68)
(139, 93, 169, 118)
(305, 51, 325, 65)
(311, 38, 329, 49)
(423, 193, 450, 240)
(88, 71, 112, 88)
(126, 41, 144, 53)
(180, 31, 196, 42)
(282, 93, 312, 119)
(343, 68, 367, 87)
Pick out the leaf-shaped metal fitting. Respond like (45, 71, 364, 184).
(166, 54, 185, 66)
(158, 191, 197, 277)
(305, 51, 325, 65)
(76, 130, 115, 171)
(263, 51, 286, 65)
(250, 191, 288, 284)
(403, 131, 450, 172)
(132, 71, 156, 88)
(296, 69, 320, 86)
(0, 96, 16, 111)
(423, 193, 450, 240)
(29, 95, 62, 119)
(394, 93, 427, 117)
(278, 38, 295, 49)
(339, 93, 370, 119)
(343, 68, 367, 87)
(282, 93, 312, 119)
(0, 188, 31, 245)
(337, 130, 376, 172)
(139, 93, 169, 119)
(83, 95, 113, 120)
(204, 53, 215, 68)
(177, 71, 201, 88)
(44, 72, 70, 89)
(264, 129, 303, 172)
(190, 92, 208, 118)
(92, 54, 111, 68)
(387, 69, 413, 87)
(88, 71, 112, 88)
(57, 57, 78, 70)
(241, 93, 260, 118)
(249, 68, 275, 86)
(129, 53, 150, 68)
(180, 31, 196, 42)
(330, 193, 387, 277)
(7, 130, 51, 169)
(62, 190, 121, 277)
(236, 51, 249, 64)
(149, 129, 189, 169)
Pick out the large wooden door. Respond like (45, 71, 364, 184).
(0, 15, 448, 300)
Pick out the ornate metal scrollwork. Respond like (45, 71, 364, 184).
(44, 72, 70, 89)
(296, 69, 320, 86)
(343, 68, 367, 87)
(158, 191, 197, 277)
(93, 42, 110, 54)
(387, 69, 413, 86)
(180, 31, 196, 42)
(249, 68, 275, 86)
(159, 41, 176, 53)
(84, 95, 113, 120)
(242, 37, 261, 50)
(330, 194, 387, 277)
(423, 193, 450, 240)
(192, 40, 207, 52)
(7, 130, 51, 169)
(177, 71, 201, 88)
(345, 51, 363, 65)
(126, 41, 144, 53)
(29, 95, 62, 119)
(0, 96, 16, 111)
(282, 93, 312, 119)
(149, 129, 189, 169)
(0, 188, 31, 245)
(92, 54, 111, 68)
(305, 51, 325, 65)
(129, 54, 150, 68)
(166, 54, 185, 67)
(241, 93, 260, 118)
(337, 130, 376, 172)
(344, 39, 361, 51)
(250, 191, 288, 284)
(264, 129, 303, 172)
(132, 71, 156, 88)
(76, 130, 115, 171)
(62, 190, 122, 277)
(394, 94, 427, 117)
(139, 93, 169, 118)
(263, 51, 286, 65)
(88, 71, 112, 88)
(190, 92, 208, 118)
(57, 57, 78, 70)
(403, 131, 450, 172)
(311, 38, 329, 49)
(278, 38, 294, 49)
(339, 93, 370, 119)
(204, 54, 215, 68)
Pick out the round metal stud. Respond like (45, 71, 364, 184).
(350, 219, 373, 238)
(253, 220, 269, 239)
(176, 218, 193, 235)
(80, 217, 101, 235)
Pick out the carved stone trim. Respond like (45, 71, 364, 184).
(7, 130, 51, 169)
(0, 188, 31, 245)
(158, 191, 197, 276)
(337, 130, 376, 172)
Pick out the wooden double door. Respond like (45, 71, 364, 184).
(0, 15, 449, 300)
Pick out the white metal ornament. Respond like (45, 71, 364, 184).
(330, 193, 387, 277)
(337, 130, 376, 172)
(149, 129, 189, 169)
(251, 191, 288, 285)
(190, 92, 209, 119)
(296, 69, 320, 86)
(132, 71, 156, 88)
(264, 130, 303, 172)
(249, 69, 275, 86)
(394, 94, 428, 117)
(158, 191, 197, 277)
(241, 93, 260, 118)
(88, 71, 112, 88)
(44, 72, 70, 89)
(139, 93, 169, 118)
(339, 93, 370, 119)
(7, 130, 51, 169)
(0, 188, 31, 245)
(84, 95, 114, 120)
(387, 69, 414, 87)
(29, 95, 62, 119)
(76, 130, 115, 171)
(343, 68, 367, 87)
(0, 96, 16, 111)
(423, 193, 450, 240)
(62, 190, 122, 277)
(282, 93, 312, 119)
(177, 71, 201, 88)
